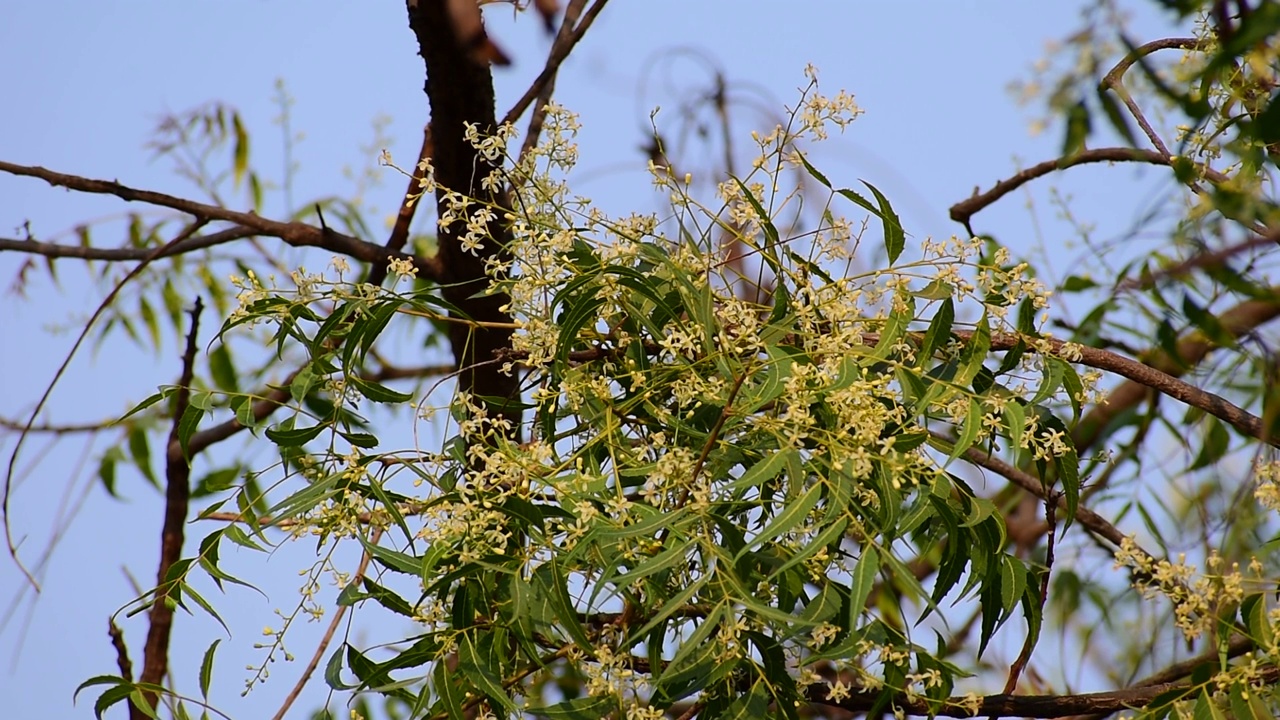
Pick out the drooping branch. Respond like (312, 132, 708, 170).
(0, 161, 440, 280)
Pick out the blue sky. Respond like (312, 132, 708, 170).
(0, 2, 1186, 717)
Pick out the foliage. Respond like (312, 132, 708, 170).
(8, 1, 1280, 720)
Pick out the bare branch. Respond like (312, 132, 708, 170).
(513, 0, 591, 164)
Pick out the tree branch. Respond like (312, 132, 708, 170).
(812, 664, 1280, 718)
(1071, 294, 1280, 453)
(948, 148, 1228, 229)
(958, 330, 1280, 447)
(499, 0, 609, 128)
(408, 0, 523, 438)
(0, 161, 440, 280)
(0, 226, 258, 262)
(136, 297, 203, 717)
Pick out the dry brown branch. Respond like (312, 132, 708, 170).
(499, 0, 608, 128)
(107, 620, 135, 699)
(0, 161, 440, 280)
(136, 297, 203, 717)
(513, 0, 590, 165)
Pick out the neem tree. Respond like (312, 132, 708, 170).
(5, 1, 1280, 719)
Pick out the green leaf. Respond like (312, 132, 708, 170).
(947, 398, 984, 464)
(529, 695, 615, 720)
(1189, 417, 1230, 471)
(918, 297, 955, 364)
(209, 343, 238, 393)
(734, 481, 822, 560)
(199, 639, 220, 699)
(341, 431, 380, 449)
(127, 425, 157, 487)
(726, 449, 795, 492)
(264, 423, 326, 447)
(348, 375, 413, 404)
(848, 547, 881, 623)
(768, 518, 849, 580)
(177, 404, 206, 459)
(457, 633, 517, 714)
(535, 560, 595, 653)
(432, 659, 466, 720)
(1062, 99, 1090, 157)
(118, 390, 167, 423)
(860, 180, 905, 264)
(611, 542, 689, 588)
(232, 112, 249, 188)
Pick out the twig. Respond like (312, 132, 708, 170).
(137, 297, 204, 717)
(0, 417, 118, 434)
(366, 124, 434, 287)
(513, 0, 589, 166)
(107, 620, 135, 693)
(1100, 38, 1203, 157)
(499, 0, 609, 128)
(4, 220, 209, 589)
(270, 527, 384, 720)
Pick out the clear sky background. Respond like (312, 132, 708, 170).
(0, 2, 1186, 718)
